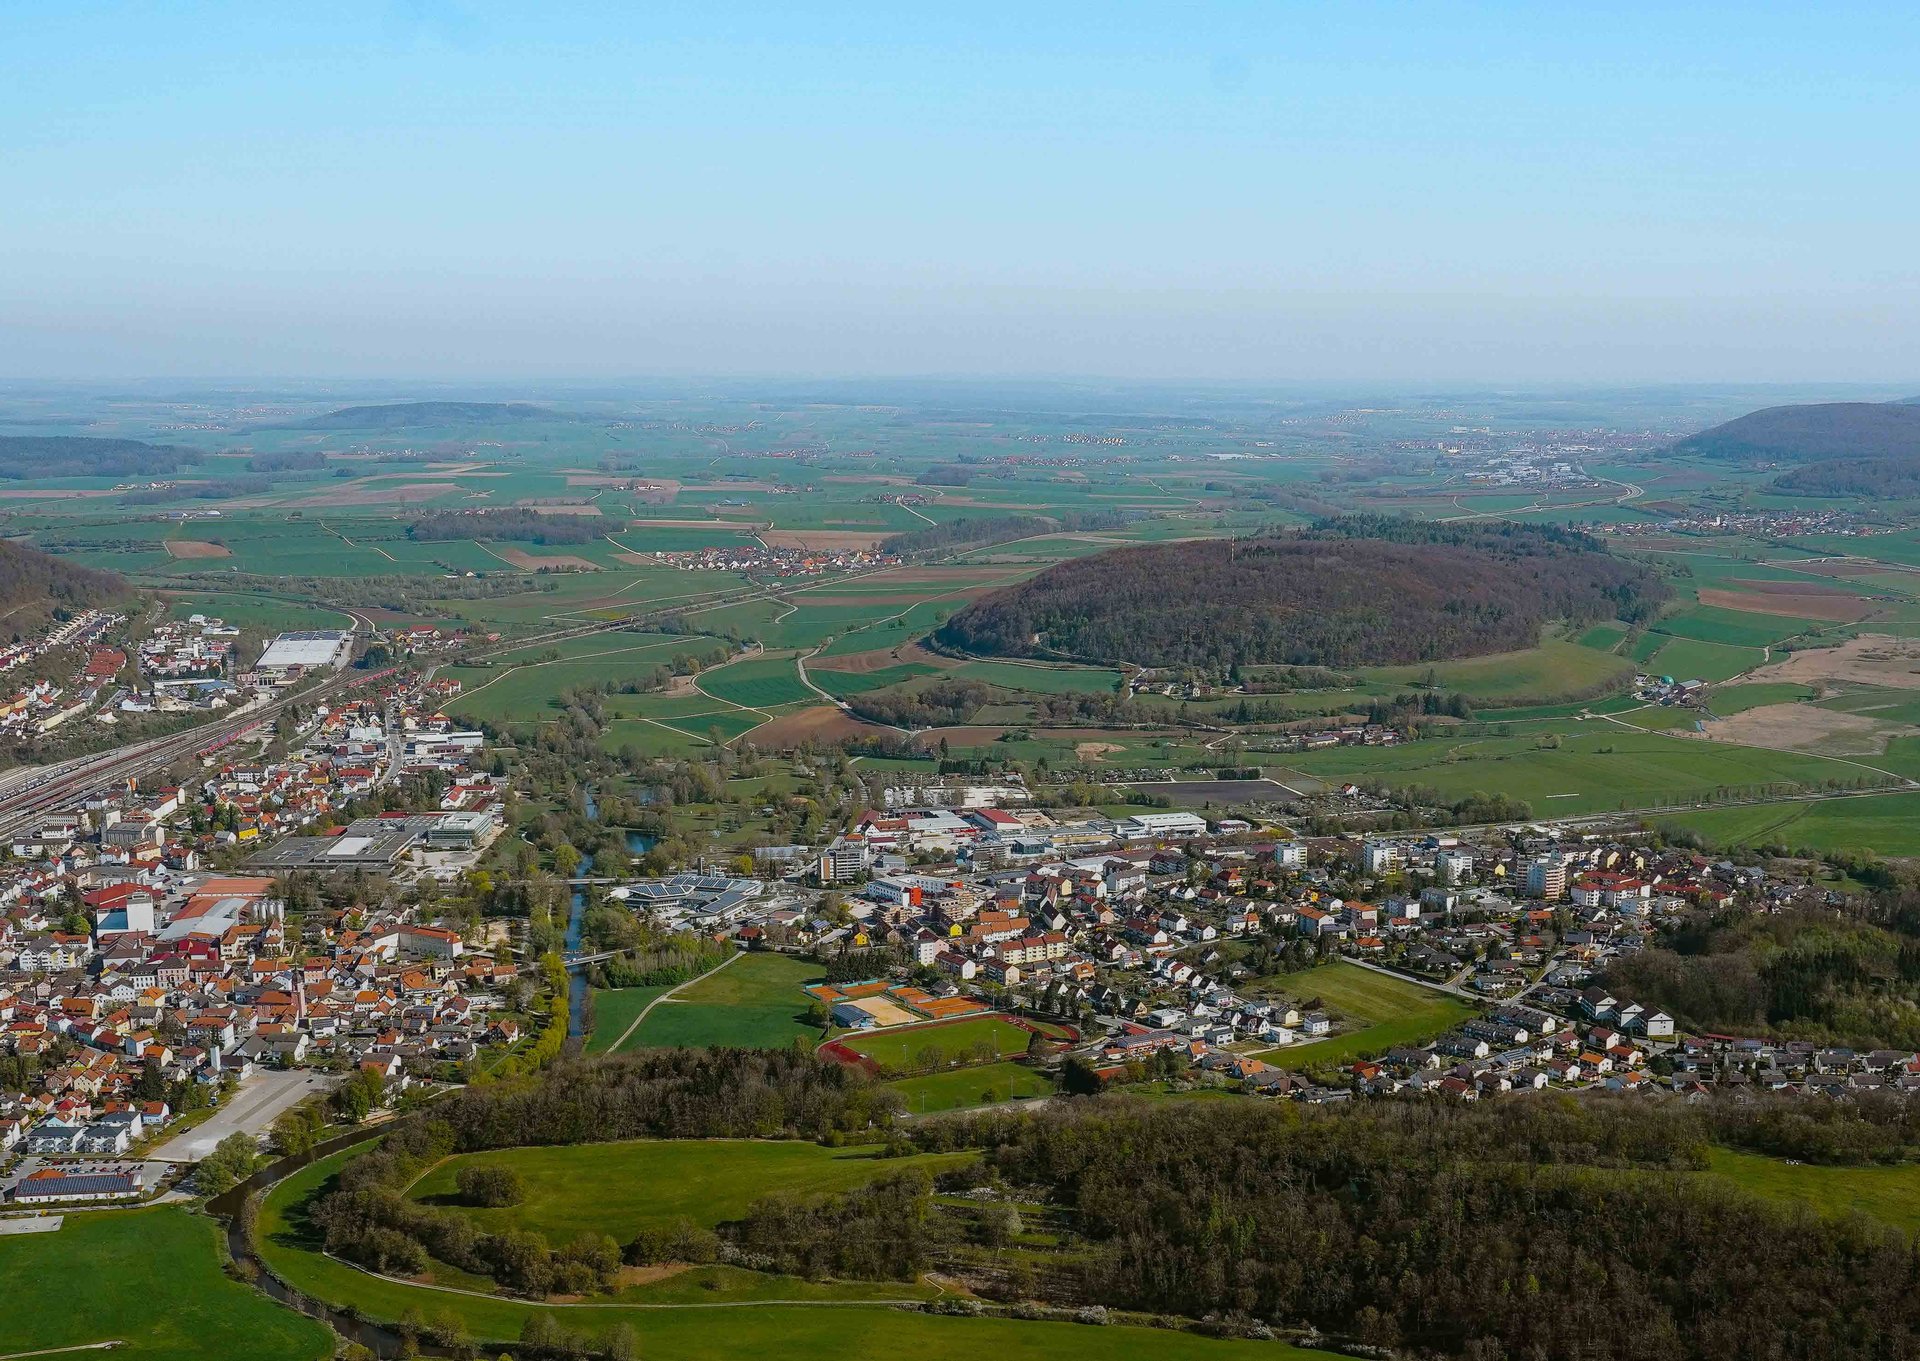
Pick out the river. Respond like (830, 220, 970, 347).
(564, 787, 654, 1043)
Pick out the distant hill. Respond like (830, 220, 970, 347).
(935, 517, 1666, 672)
(1671, 402, 1920, 462)
(271, 401, 561, 431)
(0, 538, 124, 636)
(0, 435, 203, 481)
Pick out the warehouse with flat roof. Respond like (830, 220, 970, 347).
(256, 629, 353, 677)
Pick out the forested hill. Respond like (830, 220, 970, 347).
(0, 435, 203, 480)
(1671, 401, 1920, 462)
(271, 401, 560, 430)
(935, 517, 1666, 671)
(0, 538, 123, 632)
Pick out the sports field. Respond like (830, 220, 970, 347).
(0, 1208, 331, 1361)
(888, 1060, 1055, 1113)
(623, 951, 823, 1049)
(840, 1014, 1039, 1068)
(1254, 962, 1478, 1069)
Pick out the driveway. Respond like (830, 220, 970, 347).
(147, 1069, 333, 1162)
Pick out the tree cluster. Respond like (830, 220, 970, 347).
(913, 1094, 1920, 1360)
(407, 508, 604, 545)
(938, 516, 1667, 671)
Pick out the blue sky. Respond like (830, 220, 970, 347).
(2, 2, 1917, 383)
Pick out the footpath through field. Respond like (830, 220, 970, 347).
(600, 949, 742, 1055)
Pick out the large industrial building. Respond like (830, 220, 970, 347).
(256, 629, 354, 679)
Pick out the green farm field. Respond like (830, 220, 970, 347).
(1642, 635, 1766, 683)
(1255, 962, 1478, 1069)
(1709, 682, 1819, 715)
(950, 658, 1124, 695)
(445, 644, 695, 724)
(0, 1208, 331, 1361)
(698, 653, 816, 707)
(1654, 603, 1824, 649)
(1357, 637, 1633, 704)
(1658, 791, 1920, 857)
(1282, 727, 1875, 815)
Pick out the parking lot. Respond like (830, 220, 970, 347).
(146, 1069, 333, 1163)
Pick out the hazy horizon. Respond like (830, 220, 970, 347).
(5, 3, 1918, 385)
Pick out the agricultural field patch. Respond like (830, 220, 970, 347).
(1706, 1148, 1920, 1233)
(1358, 638, 1634, 705)
(1660, 791, 1920, 857)
(809, 662, 939, 696)
(1700, 703, 1916, 758)
(1747, 634, 1920, 690)
(698, 655, 816, 708)
(1654, 603, 1827, 648)
(1284, 727, 1884, 815)
(949, 658, 1123, 694)
(1643, 635, 1765, 684)
(742, 704, 896, 748)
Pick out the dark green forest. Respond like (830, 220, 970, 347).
(0, 434, 202, 479)
(1603, 896, 1920, 1049)
(937, 516, 1666, 670)
(1672, 400, 1920, 462)
(309, 1051, 1920, 1360)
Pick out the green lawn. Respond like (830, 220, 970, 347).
(1255, 962, 1479, 1069)
(1707, 1148, 1920, 1234)
(585, 984, 672, 1054)
(412, 1139, 977, 1240)
(259, 1148, 1305, 1360)
(841, 1015, 1038, 1068)
(625, 951, 823, 1049)
(0, 1208, 331, 1361)
(888, 1061, 1055, 1113)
